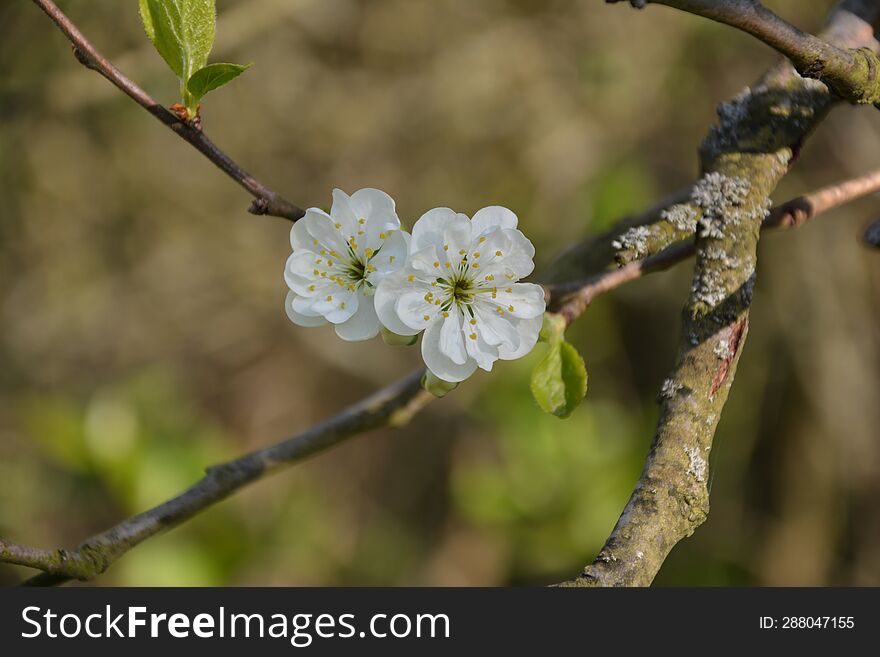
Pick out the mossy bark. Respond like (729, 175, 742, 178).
(560, 1, 879, 587)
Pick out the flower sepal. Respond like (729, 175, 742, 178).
(381, 327, 419, 347)
(421, 370, 459, 398)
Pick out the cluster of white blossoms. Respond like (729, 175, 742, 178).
(285, 189, 546, 384)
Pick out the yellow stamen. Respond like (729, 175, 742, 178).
(407, 275, 415, 282)
(469, 333, 477, 340)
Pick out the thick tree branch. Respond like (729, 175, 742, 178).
(610, 0, 880, 106)
(31, 0, 305, 222)
(560, 0, 880, 275)
(559, 0, 880, 587)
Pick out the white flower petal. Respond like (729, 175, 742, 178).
(412, 208, 462, 252)
(297, 207, 350, 255)
(483, 282, 546, 319)
(396, 289, 440, 332)
(368, 229, 409, 280)
(284, 251, 325, 296)
(350, 188, 401, 245)
(465, 329, 499, 372)
(476, 229, 536, 281)
(286, 291, 328, 328)
(375, 270, 423, 336)
(473, 304, 521, 349)
(291, 208, 330, 251)
(471, 206, 518, 236)
(335, 291, 380, 341)
(330, 189, 359, 238)
(311, 287, 359, 325)
(439, 307, 468, 365)
(497, 314, 543, 361)
(421, 320, 478, 383)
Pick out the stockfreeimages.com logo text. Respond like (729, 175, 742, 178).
(22, 606, 451, 646)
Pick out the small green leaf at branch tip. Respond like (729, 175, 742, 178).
(421, 371, 458, 398)
(530, 339, 588, 419)
(138, 0, 216, 82)
(381, 328, 418, 347)
(187, 63, 253, 103)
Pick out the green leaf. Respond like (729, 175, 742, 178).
(186, 62, 252, 102)
(530, 339, 588, 419)
(138, 0, 216, 81)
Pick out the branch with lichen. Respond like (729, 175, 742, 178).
(6, 0, 880, 588)
(4, 162, 877, 586)
(548, 166, 880, 325)
(558, 0, 880, 587)
(577, 0, 880, 269)
(609, 0, 880, 107)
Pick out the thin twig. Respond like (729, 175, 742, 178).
(550, 166, 880, 324)
(8, 372, 432, 585)
(31, 0, 305, 222)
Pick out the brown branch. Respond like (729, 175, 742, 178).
(9, 372, 433, 586)
(549, 167, 880, 325)
(31, 0, 305, 222)
(8, 0, 879, 589)
(610, 0, 880, 106)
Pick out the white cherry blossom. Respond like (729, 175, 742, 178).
(285, 188, 409, 341)
(375, 206, 546, 383)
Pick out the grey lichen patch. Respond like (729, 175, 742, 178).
(659, 378, 684, 401)
(661, 203, 698, 233)
(691, 265, 728, 311)
(693, 172, 751, 239)
(684, 446, 708, 483)
(708, 86, 758, 152)
(612, 225, 653, 259)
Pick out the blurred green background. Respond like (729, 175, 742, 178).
(1, 0, 879, 586)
